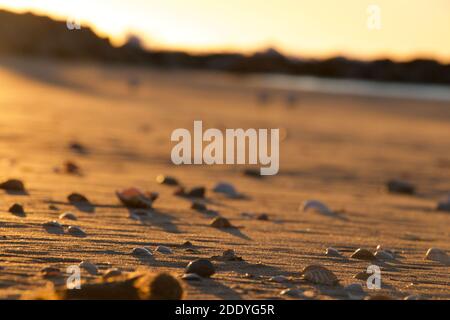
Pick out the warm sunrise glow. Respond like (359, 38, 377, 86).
(1, 0, 449, 62)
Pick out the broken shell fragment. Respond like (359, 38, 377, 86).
(132, 247, 153, 257)
(301, 200, 333, 215)
(301, 265, 339, 286)
(350, 248, 376, 261)
(116, 188, 158, 209)
(156, 175, 179, 186)
(59, 212, 77, 220)
(210, 217, 234, 229)
(9, 203, 25, 216)
(185, 259, 215, 278)
(425, 248, 448, 264)
(387, 179, 415, 195)
(0, 179, 26, 192)
(79, 261, 99, 275)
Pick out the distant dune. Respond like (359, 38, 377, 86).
(1, 9, 449, 85)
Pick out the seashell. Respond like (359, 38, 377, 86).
(102, 268, 122, 279)
(213, 182, 241, 198)
(155, 246, 173, 254)
(132, 247, 153, 257)
(41, 266, 62, 278)
(0, 179, 26, 192)
(181, 273, 202, 281)
(210, 217, 233, 229)
(301, 200, 333, 215)
(386, 179, 415, 195)
(9, 203, 25, 216)
(301, 265, 339, 286)
(256, 213, 269, 221)
(146, 272, 184, 300)
(43, 220, 63, 229)
(436, 201, 450, 212)
(59, 212, 77, 220)
(67, 226, 86, 237)
(186, 187, 205, 198)
(350, 248, 376, 261)
(156, 175, 179, 186)
(325, 247, 341, 257)
(269, 275, 289, 283)
(424, 248, 448, 264)
(344, 283, 366, 299)
(280, 288, 302, 297)
(68, 193, 90, 204)
(374, 250, 394, 261)
(191, 201, 207, 212)
(185, 259, 215, 278)
(116, 188, 157, 209)
(79, 261, 98, 275)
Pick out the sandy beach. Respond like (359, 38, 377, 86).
(0, 58, 449, 300)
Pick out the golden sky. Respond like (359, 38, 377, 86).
(1, 0, 449, 62)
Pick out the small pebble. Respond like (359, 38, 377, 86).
(64, 161, 81, 174)
(350, 248, 376, 261)
(116, 188, 157, 209)
(210, 217, 233, 229)
(256, 213, 269, 221)
(186, 187, 205, 198)
(185, 259, 215, 278)
(9, 203, 25, 216)
(181, 241, 194, 248)
(191, 201, 207, 212)
(374, 250, 395, 261)
(59, 212, 77, 220)
(156, 175, 179, 186)
(155, 245, 173, 254)
(325, 247, 341, 257)
(387, 179, 415, 195)
(69, 142, 88, 154)
(213, 182, 241, 198)
(132, 247, 153, 257)
(43, 220, 63, 229)
(48, 204, 59, 211)
(68, 226, 86, 237)
(79, 261, 98, 275)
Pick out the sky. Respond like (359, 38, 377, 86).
(1, 0, 449, 62)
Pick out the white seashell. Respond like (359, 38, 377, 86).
(132, 247, 153, 257)
(181, 273, 202, 281)
(79, 260, 98, 275)
(425, 248, 448, 264)
(156, 245, 173, 254)
(301, 200, 333, 215)
(269, 275, 289, 283)
(325, 247, 341, 257)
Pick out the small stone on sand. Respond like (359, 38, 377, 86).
(350, 248, 376, 261)
(116, 188, 157, 209)
(387, 179, 415, 195)
(155, 246, 173, 254)
(59, 212, 77, 220)
(213, 182, 241, 198)
(0, 179, 25, 192)
(68, 193, 90, 204)
(185, 259, 215, 278)
(9, 203, 25, 216)
(325, 247, 341, 257)
(67, 226, 86, 237)
(132, 247, 153, 257)
(210, 217, 234, 229)
(156, 175, 179, 186)
(79, 261, 98, 275)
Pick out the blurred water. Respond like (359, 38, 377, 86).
(252, 74, 450, 102)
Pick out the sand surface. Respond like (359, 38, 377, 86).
(0, 58, 449, 299)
